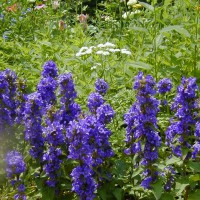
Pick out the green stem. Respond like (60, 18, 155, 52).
(153, 0, 158, 81)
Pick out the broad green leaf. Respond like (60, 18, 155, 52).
(160, 193, 174, 200)
(188, 161, 200, 172)
(166, 156, 181, 166)
(176, 183, 189, 196)
(152, 179, 163, 200)
(138, 1, 154, 11)
(188, 190, 200, 200)
(189, 174, 200, 182)
(160, 25, 190, 37)
(113, 188, 123, 200)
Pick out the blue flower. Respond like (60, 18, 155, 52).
(87, 92, 104, 113)
(157, 78, 172, 94)
(124, 72, 161, 189)
(42, 61, 58, 78)
(95, 79, 109, 95)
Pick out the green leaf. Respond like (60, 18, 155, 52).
(130, 26, 148, 32)
(156, 34, 164, 48)
(188, 161, 200, 172)
(160, 193, 174, 200)
(188, 190, 200, 200)
(128, 61, 153, 70)
(138, 1, 154, 11)
(160, 25, 191, 37)
(166, 156, 181, 166)
(113, 188, 123, 200)
(152, 179, 163, 200)
(189, 174, 200, 182)
(176, 183, 189, 196)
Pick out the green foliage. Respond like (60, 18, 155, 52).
(0, 0, 200, 199)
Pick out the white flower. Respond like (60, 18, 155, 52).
(79, 46, 89, 52)
(91, 63, 101, 70)
(122, 12, 133, 19)
(127, 0, 137, 6)
(121, 49, 131, 55)
(96, 50, 110, 55)
(107, 48, 121, 52)
(85, 48, 92, 54)
(97, 44, 105, 48)
(104, 42, 116, 47)
(52, 1, 59, 9)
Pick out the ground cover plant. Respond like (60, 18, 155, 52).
(0, 0, 200, 199)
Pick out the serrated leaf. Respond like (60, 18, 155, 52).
(152, 179, 163, 200)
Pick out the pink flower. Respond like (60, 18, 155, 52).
(35, 4, 47, 10)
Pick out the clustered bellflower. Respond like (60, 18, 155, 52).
(67, 79, 114, 199)
(95, 78, 109, 96)
(37, 60, 58, 111)
(42, 107, 65, 187)
(124, 72, 161, 189)
(58, 73, 81, 126)
(23, 92, 44, 160)
(157, 78, 172, 94)
(165, 77, 198, 158)
(5, 151, 26, 200)
(0, 69, 17, 132)
(67, 118, 97, 200)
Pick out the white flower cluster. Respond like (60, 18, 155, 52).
(76, 42, 131, 57)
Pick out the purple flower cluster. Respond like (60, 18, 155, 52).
(67, 79, 114, 199)
(95, 78, 109, 95)
(58, 73, 81, 126)
(88, 92, 104, 114)
(23, 92, 44, 160)
(0, 69, 17, 132)
(5, 151, 26, 200)
(157, 78, 172, 94)
(42, 60, 58, 78)
(67, 118, 97, 199)
(124, 72, 161, 189)
(192, 122, 200, 158)
(37, 61, 58, 110)
(165, 77, 198, 157)
(43, 147, 62, 187)
(161, 166, 175, 191)
(42, 107, 65, 187)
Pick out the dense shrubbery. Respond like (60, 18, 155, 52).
(0, 0, 200, 199)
